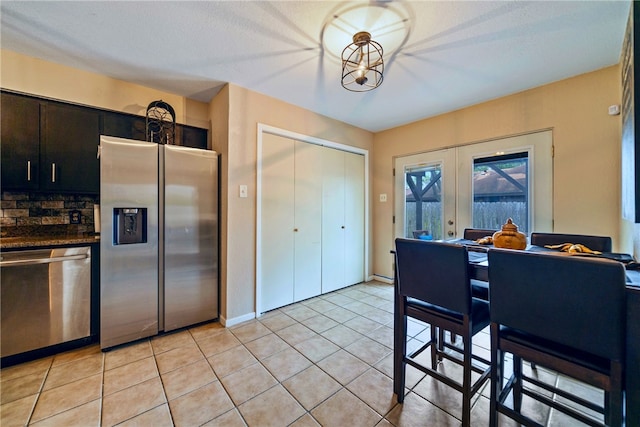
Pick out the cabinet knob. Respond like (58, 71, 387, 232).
(341, 226, 345, 229)
(294, 228, 299, 232)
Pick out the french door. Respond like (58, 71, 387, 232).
(394, 148, 456, 240)
(394, 131, 553, 240)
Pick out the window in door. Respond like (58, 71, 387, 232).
(404, 164, 443, 240)
(472, 152, 530, 233)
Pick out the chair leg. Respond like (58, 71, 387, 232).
(607, 361, 623, 427)
(513, 355, 523, 412)
(394, 320, 407, 402)
(393, 297, 407, 402)
(489, 323, 501, 427)
(461, 330, 472, 427)
(431, 325, 438, 369)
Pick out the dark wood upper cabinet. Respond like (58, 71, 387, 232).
(1, 91, 209, 195)
(102, 111, 147, 141)
(1, 92, 41, 190)
(179, 124, 208, 149)
(41, 102, 101, 193)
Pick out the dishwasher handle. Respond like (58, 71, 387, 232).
(0, 253, 89, 267)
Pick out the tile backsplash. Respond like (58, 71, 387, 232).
(1, 191, 99, 236)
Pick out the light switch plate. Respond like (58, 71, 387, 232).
(239, 185, 248, 198)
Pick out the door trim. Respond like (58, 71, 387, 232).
(256, 123, 370, 315)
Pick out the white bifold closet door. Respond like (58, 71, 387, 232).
(293, 141, 323, 302)
(321, 147, 365, 293)
(260, 134, 322, 312)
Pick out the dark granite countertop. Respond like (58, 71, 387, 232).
(0, 234, 100, 250)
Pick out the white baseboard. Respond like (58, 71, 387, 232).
(220, 312, 256, 327)
(372, 274, 394, 284)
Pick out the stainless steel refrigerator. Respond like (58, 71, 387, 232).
(99, 135, 218, 349)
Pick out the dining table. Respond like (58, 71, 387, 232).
(454, 239, 640, 427)
(393, 240, 640, 427)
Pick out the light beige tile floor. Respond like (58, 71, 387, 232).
(0, 281, 603, 426)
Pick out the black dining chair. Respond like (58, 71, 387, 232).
(463, 228, 497, 241)
(530, 232, 612, 252)
(462, 228, 497, 301)
(488, 248, 626, 427)
(393, 238, 491, 426)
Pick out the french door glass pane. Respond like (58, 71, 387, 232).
(472, 152, 529, 232)
(404, 164, 443, 240)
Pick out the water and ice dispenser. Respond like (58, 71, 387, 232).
(113, 208, 147, 245)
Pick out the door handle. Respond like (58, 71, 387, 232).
(27, 160, 31, 181)
(0, 253, 89, 267)
(51, 163, 56, 183)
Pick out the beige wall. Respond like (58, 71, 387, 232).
(209, 85, 231, 321)
(4, 49, 636, 323)
(373, 65, 626, 279)
(1, 50, 210, 128)
(217, 84, 374, 322)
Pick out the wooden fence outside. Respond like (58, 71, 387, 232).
(405, 201, 528, 239)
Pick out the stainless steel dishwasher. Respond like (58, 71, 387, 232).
(0, 247, 91, 357)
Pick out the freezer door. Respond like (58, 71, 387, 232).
(163, 145, 218, 331)
(100, 136, 159, 349)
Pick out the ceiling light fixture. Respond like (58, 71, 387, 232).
(341, 31, 384, 92)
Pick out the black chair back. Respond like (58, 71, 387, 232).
(488, 249, 626, 361)
(530, 232, 612, 252)
(395, 238, 471, 315)
(463, 228, 497, 241)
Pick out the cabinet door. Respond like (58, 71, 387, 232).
(260, 133, 295, 312)
(344, 152, 365, 286)
(41, 102, 101, 193)
(179, 125, 208, 149)
(102, 111, 146, 141)
(321, 147, 347, 293)
(293, 141, 322, 302)
(1, 92, 40, 190)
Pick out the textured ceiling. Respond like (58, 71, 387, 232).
(0, 1, 631, 132)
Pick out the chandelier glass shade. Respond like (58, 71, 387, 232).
(341, 31, 384, 92)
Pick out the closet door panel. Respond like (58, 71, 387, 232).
(260, 133, 295, 312)
(321, 147, 347, 293)
(344, 151, 365, 286)
(293, 141, 323, 301)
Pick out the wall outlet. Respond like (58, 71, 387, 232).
(239, 185, 248, 198)
(379, 193, 387, 202)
